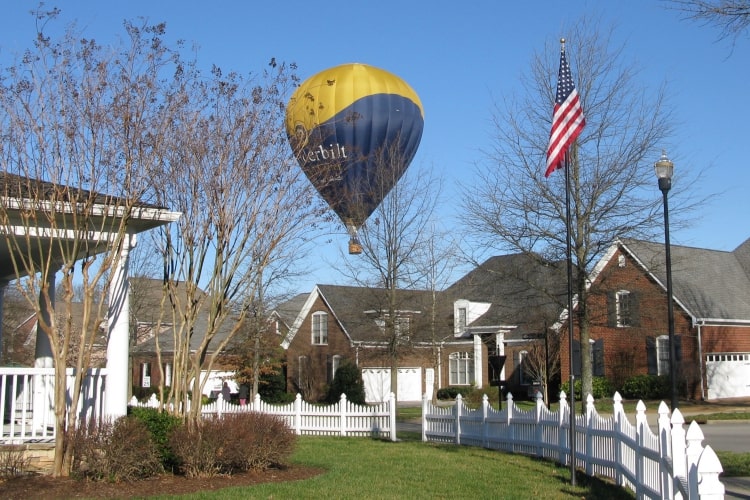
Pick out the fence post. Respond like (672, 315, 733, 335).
(635, 400, 648, 499)
(612, 392, 627, 488)
(294, 393, 302, 435)
(585, 394, 595, 476)
(389, 392, 397, 442)
(421, 392, 429, 442)
(253, 392, 261, 413)
(696, 445, 725, 500)
(558, 391, 568, 465)
(455, 394, 462, 445)
(339, 393, 347, 437)
(670, 408, 687, 499)
(534, 391, 544, 457)
(685, 420, 704, 499)
(656, 401, 672, 500)
(482, 394, 489, 448)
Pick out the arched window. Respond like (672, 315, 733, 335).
(312, 311, 328, 345)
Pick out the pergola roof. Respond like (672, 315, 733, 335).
(0, 172, 181, 281)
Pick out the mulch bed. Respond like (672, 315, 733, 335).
(0, 464, 325, 499)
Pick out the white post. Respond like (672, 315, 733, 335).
(635, 400, 648, 499)
(696, 445, 725, 500)
(657, 401, 673, 500)
(685, 421, 704, 499)
(612, 392, 624, 488)
(585, 394, 595, 476)
(294, 393, 302, 435)
(33, 272, 55, 431)
(0, 280, 6, 361)
(670, 408, 687, 500)
(421, 392, 429, 442)
(339, 393, 347, 437)
(389, 392, 397, 442)
(482, 394, 489, 448)
(558, 391, 569, 466)
(455, 393, 462, 445)
(104, 234, 136, 419)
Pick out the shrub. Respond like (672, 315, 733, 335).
(560, 377, 613, 400)
(0, 445, 31, 479)
(168, 412, 296, 477)
(620, 374, 670, 400)
(71, 416, 163, 482)
(325, 361, 366, 404)
(437, 386, 472, 400)
(128, 406, 182, 470)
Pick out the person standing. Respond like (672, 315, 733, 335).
(221, 381, 231, 403)
(239, 383, 249, 406)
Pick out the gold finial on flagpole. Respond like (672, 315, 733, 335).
(560, 38, 566, 52)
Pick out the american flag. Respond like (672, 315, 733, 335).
(545, 44, 585, 177)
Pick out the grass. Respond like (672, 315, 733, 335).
(155, 437, 635, 499)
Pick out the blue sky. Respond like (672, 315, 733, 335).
(1, 1, 748, 292)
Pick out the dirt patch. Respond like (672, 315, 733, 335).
(0, 464, 325, 499)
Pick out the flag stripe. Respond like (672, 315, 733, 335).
(545, 47, 585, 177)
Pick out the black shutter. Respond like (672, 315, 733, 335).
(630, 292, 641, 327)
(646, 336, 657, 375)
(674, 335, 682, 362)
(572, 340, 582, 377)
(593, 338, 605, 377)
(607, 291, 617, 327)
(326, 355, 333, 383)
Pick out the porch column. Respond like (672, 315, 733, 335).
(104, 234, 136, 419)
(34, 272, 55, 368)
(0, 280, 6, 362)
(473, 335, 483, 388)
(33, 272, 55, 430)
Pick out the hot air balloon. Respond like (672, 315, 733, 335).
(285, 63, 424, 254)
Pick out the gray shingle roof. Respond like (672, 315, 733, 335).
(621, 238, 750, 321)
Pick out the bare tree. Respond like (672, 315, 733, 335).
(0, 12, 177, 476)
(462, 16, 702, 403)
(149, 57, 320, 423)
(667, 0, 750, 41)
(338, 151, 442, 404)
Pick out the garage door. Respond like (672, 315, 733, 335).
(706, 353, 750, 399)
(361, 367, 422, 403)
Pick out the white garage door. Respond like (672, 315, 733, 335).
(706, 353, 750, 399)
(361, 367, 422, 403)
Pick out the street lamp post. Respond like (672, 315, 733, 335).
(655, 151, 678, 411)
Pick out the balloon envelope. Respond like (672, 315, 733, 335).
(285, 63, 424, 243)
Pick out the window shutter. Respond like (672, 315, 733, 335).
(572, 340, 582, 377)
(646, 336, 657, 375)
(675, 335, 682, 362)
(593, 338, 605, 377)
(607, 291, 617, 327)
(326, 355, 333, 383)
(630, 292, 641, 327)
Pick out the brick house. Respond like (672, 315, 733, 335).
(562, 238, 750, 401)
(278, 253, 568, 403)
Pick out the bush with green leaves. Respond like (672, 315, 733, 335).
(325, 360, 366, 404)
(128, 406, 182, 470)
(620, 374, 670, 400)
(168, 412, 296, 477)
(560, 376, 613, 401)
(71, 415, 163, 482)
(437, 386, 473, 400)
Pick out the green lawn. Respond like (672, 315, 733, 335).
(155, 437, 635, 499)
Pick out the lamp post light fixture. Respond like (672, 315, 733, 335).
(655, 151, 678, 411)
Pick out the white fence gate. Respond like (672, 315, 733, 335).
(423, 391, 725, 500)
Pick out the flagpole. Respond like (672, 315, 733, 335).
(564, 149, 577, 486)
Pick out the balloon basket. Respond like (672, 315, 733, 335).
(348, 240, 363, 255)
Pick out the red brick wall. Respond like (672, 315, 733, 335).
(560, 248, 700, 398)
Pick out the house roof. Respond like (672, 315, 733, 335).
(444, 253, 569, 338)
(620, 238, 750, 322)
(278, 253, 569, 347)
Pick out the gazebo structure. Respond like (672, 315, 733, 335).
(0, 172, 180, 421)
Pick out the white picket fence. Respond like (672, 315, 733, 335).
(423, 391, 725, 500)
(130, 392, 397, 441)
